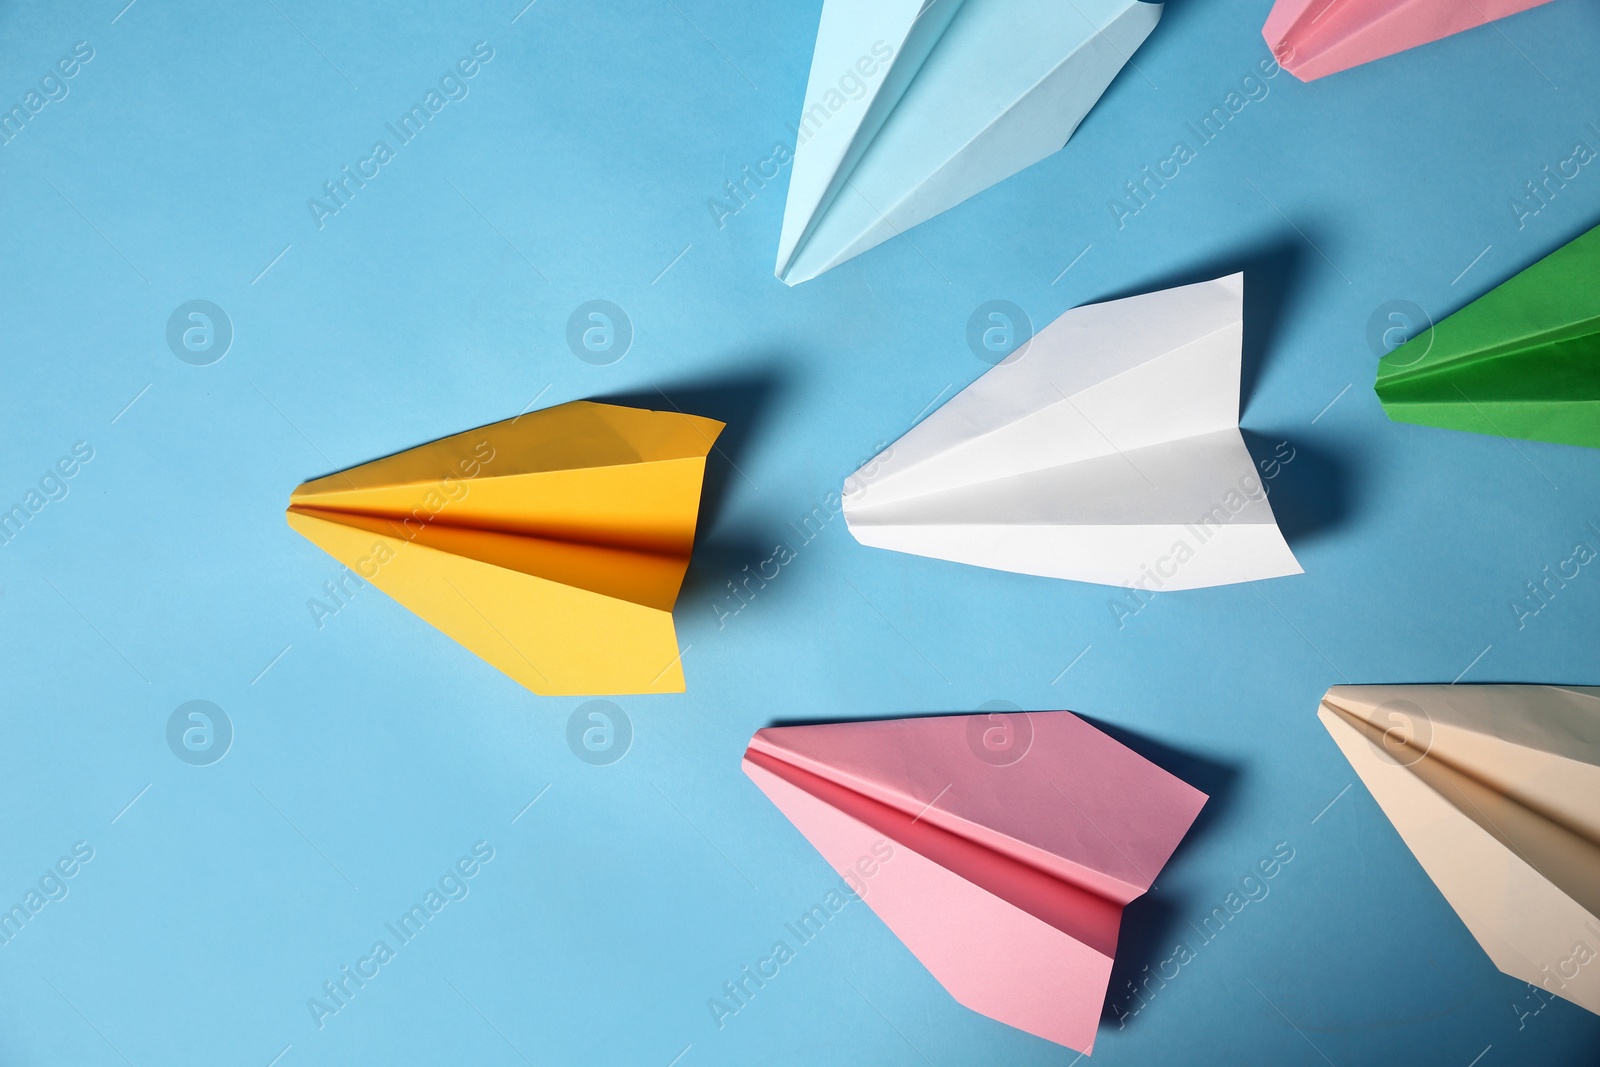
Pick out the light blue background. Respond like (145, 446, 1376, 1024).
(2, 0, 1598, 1063)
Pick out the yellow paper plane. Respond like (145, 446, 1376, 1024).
(286, 400, 724, 695)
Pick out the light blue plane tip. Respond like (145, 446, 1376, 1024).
(775, 0, 1162, 285)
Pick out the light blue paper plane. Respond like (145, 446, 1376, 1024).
(775, 0, 1161, 286)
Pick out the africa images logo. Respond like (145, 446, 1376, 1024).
(166, 700, 233, 766)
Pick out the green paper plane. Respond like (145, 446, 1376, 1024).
(1376, 224, 1600, 449)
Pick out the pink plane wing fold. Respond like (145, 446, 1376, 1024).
(743, 712, 1208, 1052)
(747, 713, 1206, 903)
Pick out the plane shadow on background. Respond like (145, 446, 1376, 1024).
(1090, 233, 1357, 547)
(1243, 428, 1353, 548)
(1152, 0, 1216, 43)
(1073, 714, 1241, 1030)
(1087, 232, 1307, 412)
(594, 366, 792, 607)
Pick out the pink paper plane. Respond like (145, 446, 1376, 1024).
(1263, 0, 1556, 82)
(742, 711, 1207, 1053)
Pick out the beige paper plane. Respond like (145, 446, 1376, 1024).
(1318, 684, 1600, 1015)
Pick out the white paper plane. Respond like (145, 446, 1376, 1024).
(1319, 685, 1600, 1016)
(776, 0, 1163, 285)
(842, 274, 1302, 590)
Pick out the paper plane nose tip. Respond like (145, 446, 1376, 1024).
(775, 259, 813, 287)
(774, 239, 810, 287)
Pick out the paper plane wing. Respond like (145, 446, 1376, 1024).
(1376, 223, 1600, 449)
(743, 711, 1207, 1051)
(1318, 684, 1600, 1015)
(285, 400, 723, 696)
(842, 274, 1302, 588)
(776, 0, 1161, 285)
(1264, 0, 1556, 82)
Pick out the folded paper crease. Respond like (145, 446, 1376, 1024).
(744, 712, 1207, 1051)
(842, 274, 1302, 588)
(777, 0, 1162, 284)
(1377, 223, 1600, 449)
(1318, 684, 1600, 1015)
(286, 400, 723, 695)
